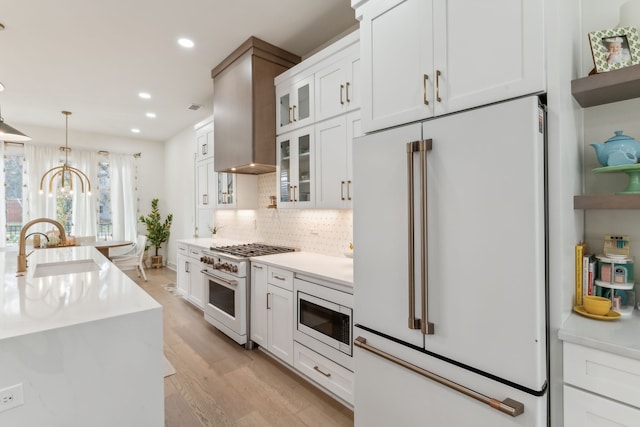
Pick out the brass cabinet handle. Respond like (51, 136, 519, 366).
(202, 144, 207, 155)
(346, 82, 351, 103)
(347, 180, 352, 201)
(340, 84, 345, 105)
(185, 261, 190, 273)
(266, 292, 271, 309)
(273, 275, 286, 281)
(436, 70, 442, 102)
(423, 74, 429, 105)
(288, 107, 293, 124)
(288, 185, 293, 202)
(203, 194, 208, 205)
(293, 105, 297, 122)
(341, 180, 346, 200)
(354, 337, 524, 417)
(253, 264, 263, 270)
(313, 365, 331, 378)
(293, 185, 298, 202)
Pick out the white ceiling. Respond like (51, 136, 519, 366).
(0, 0, 357, 142)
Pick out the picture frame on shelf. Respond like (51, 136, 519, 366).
(589, 26, 640, 73)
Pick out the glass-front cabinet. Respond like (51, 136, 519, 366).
(276, 126, 314, 208)
(216, 172, 235, 209)
(276, 74, 314, 135)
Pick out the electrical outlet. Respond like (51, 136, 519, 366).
(0, 383, 24, 413)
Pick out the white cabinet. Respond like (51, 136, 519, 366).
(315, 111, 361, 209)
(215, 172, 258, 210)
(176, 242, 204, 309)
(196, 159, 215, 209)
(315, 43, 360, 122)
(276, 126, 315, 209)
(563, 342, 640, 425)
(251, 263, 294, 365)
(195, 121, 213, 161)
(276, 74, 314, 135)
(355, 0, 544, 133)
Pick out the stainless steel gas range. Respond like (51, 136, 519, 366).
(200, 243, 296, 348)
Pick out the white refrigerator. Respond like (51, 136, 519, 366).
(353, 96, 548, 426)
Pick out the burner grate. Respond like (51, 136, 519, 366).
(210, 243, 296, 257)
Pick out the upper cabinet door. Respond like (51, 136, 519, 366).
(276, 74, 314, 135)
(357, 0, 544, 133)
(315, 43, 361, 122)
(432, 0, 545, 116)
(360, 0, 434, 133)
(195, 121, 213, 160)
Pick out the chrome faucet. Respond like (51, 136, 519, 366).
(17, 218, 67, 273)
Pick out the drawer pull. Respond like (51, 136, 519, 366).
(313, 365, 332, 378)
(273, 275, 286, 281)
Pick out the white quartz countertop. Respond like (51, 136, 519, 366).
(558, 310, 640, 360)
(250, 251, 354, 289)
(0, 246, 161, 341)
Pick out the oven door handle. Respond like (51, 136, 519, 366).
(201, 270, 238, 286)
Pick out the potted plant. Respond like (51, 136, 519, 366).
(139, 198, 173, 268)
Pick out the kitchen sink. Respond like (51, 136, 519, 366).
(33, 259, 101, 278)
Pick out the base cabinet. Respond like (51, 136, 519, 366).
(176, 243, 204, 309)
(251, 263, 294, 365)
(564, 385, 640, 426)
(293, 342, 354, 406)
(563, 342, 640, 425)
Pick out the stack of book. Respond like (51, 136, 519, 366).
(575, 242, 597, 306)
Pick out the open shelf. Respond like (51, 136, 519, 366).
(574, 194, 640, 209)
(571, 64, 640, 107)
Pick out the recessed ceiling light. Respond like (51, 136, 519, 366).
(131, 128, 141, 134)
(146, 112, 156, 118)
(138, 92, 151, 99)
(178, 38, 194, 48)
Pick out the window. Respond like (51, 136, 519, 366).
(97, 161, 112, 239)
(4, 144, 24, 244)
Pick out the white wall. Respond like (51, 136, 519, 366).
(163, 122, 199, 268)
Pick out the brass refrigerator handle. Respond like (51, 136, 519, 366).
(354, 337, 525, 418)
(406, 142, 420, 330)
(340, 84, 345, 105)
(423, 74, 429, 105)
(419, 140, 434, 335)
(436, 70, 442, 102)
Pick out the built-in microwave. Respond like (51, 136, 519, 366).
(294, 277, 354, 371)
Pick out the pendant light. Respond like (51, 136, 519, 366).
(0, 82, 31, 142)
(39, 111, 91, 196)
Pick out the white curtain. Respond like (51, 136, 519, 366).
(109, 153, 137, 242)
(71, 149, 98, 237)
(24, 144, 60, 233)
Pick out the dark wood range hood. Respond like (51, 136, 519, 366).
(211, 37, 300, 174)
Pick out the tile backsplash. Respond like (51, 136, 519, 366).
(213, 173, 353, 257)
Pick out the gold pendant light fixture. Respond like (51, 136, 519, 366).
(39, 111, 92, 196)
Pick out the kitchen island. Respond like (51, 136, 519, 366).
(0, 246, 163, 426)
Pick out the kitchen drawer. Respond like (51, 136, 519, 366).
(564, 384, 640, 426)
(564, 342, 640, 408)
(267, 266, 293, 291)
(177, 243, 188, 256)
(293, 341, 353, 406)
(187, 246, 202, 260)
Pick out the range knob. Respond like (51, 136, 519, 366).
(214, 262, 223, 269)
(231, 265, 238, 273)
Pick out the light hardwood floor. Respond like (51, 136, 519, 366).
(125, 266, 354, 427)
